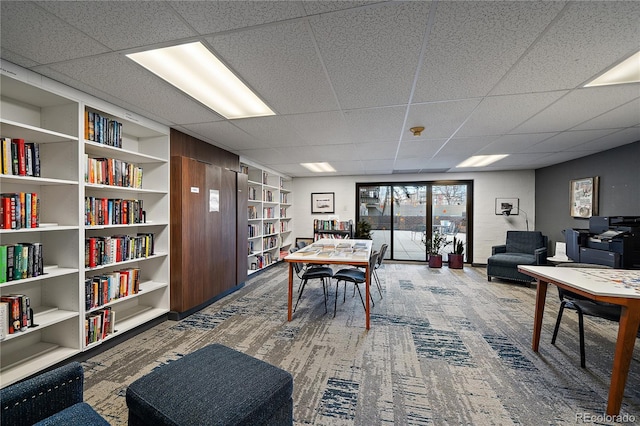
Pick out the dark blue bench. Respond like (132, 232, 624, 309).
(126, 344, 293, 426)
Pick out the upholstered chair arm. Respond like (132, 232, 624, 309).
(534, 247, 548, 265)
(1, 362, 84, 426)
(491, 245, 507, 255)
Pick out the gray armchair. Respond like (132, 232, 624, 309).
(0, 362, 108, 426)
(487, 231, 548, 284)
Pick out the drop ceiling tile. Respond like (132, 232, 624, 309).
(237, 147, 285, 166)
(207, 20, 338, 115)
(354, 141, 399, 160)
(170, 1, 306, 34)
(414, 1, 564, 102)
(524, 129, 619, 153)
(232, 115, 305, 147)
(301, 2, 379, 16)
(179, 121, 261, 151)
(284, 111, 352, 145)
(573, 96, 640, 130)
(361, 159, 393, 174)
(514, 86, 640, 133)
(492, 1, 640, 95)
(393, 157, 432, 170)
(42, 54, 221, 125)
(478, 133, 554, 155)
(0, 2, 110, 64)
(456, 91, 567, 137)
(396, 139, 446, 159)
(309, 1, 431, 109)
(343, 106, 407, 142)
(37, 1, 196, 51)
(437, 136, 499, 157)
(404, 100, 481, 140)
(569, 128, 640, 152)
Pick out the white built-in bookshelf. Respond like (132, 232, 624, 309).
(0, 62, 170, 387)
(241, 160, 292, 275)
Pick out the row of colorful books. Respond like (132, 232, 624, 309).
(85, 306, 114, 345)
(85, 233, 154, 268)
(1, 192, 39, 229)
(1, 138, 41, 177)
(0, 243, 44, 284)
(248, 224, 260, 238)
(0, 294, 33, 338)
(85, 197, 145, 226)
(85, 267, 140, 310)
(314, 219, 353, 231)
(263, 236, 278, 250)
(85, 111, 123, 148)
(85, 155, 143, 188)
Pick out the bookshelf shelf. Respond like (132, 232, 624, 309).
(0, 65, 170, 387)
(241, 161, 292, 274)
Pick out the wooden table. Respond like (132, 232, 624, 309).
(519, 265, 640, 415)
(284, 239, 373, 329)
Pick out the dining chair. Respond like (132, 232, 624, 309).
(372, 244, 388, 298)
(551, 262, 620, 368)
(292, 260, 333, 314)
(332, 251, 378, 317)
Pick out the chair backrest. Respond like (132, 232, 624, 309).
(296, 241, 308, 249)
(505, 231, 546, 254)
(369, 251, 379, 275)
(292, 260, 303, 276)
(376, 244, 388, 268)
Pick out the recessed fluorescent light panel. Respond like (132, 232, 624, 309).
(126, 42, 275, 119)
(456, 154, 508, 168)
(584, 51, 640, 87)
(301, 162, 336, 173)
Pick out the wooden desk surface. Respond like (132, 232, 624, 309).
(284, 238, 372, 265)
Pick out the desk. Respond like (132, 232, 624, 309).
(519, 265, 640, 415)
(284, 239, 373, 329)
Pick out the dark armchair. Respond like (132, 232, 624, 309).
(487, 231, 548, 284)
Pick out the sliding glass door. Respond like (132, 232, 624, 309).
(356, 181, 472, 262)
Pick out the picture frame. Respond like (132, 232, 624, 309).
(570, 176, 599, 218)
(311, 192, 335, 214)
(495, 198, 519, 215)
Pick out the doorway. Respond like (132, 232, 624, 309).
(356, 181, 472, 262)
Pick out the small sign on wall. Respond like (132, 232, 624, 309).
(209, 189, 219, 212)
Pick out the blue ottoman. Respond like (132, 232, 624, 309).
(126, 344, 293, 426)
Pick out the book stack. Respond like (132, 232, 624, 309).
(248, 206, 257, 220)
(263, 222, 276, 235)
(1, 192, 39, 229)
(0, 294, 33, 338)
(0, 138, 41, 177)
(248, 224, 260, 238)
(263, 207, 275, 218)
(263, 236, 278, 250)
(85, 111, 122, 148)
(84, 197, 144, 226)
(85, 267, 140, 309)
(85, 233, 154, 268)
(0, 243, 44, 283)
(85, 156, 143, 188)
(85, 307, 114, 345)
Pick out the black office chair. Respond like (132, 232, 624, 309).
(551, 263, 621, 368)
(292, 260, 333, 314)
(372, 243, 388, 298)
(333, 251, 378, 317)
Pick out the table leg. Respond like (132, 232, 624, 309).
(532, 279, 548, 352)
(287, 263, 293, 321)
(606, 302, 640, 415)
(365, 264, 370, 330)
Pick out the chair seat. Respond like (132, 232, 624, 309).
(488, 253, 536, 267)
(303, 267, 334, 279)
(333, 268, 365, 282)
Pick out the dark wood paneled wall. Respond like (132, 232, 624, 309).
(170, 129, 245, 317)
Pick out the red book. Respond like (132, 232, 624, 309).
(30, 193, 37, 228)
(88, 237, 97, 268)
(13, 139, 26, 176)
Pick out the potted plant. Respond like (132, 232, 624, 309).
(448, 236, 464, 269)
(423, 232, 450, 268)
(355, 220, 373, 239)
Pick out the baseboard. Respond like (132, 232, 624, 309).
(168, 283, 246, 321)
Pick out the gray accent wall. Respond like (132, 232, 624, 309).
(535, 140, 640, 250)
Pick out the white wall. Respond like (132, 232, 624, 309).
(292, 170, 535, 264)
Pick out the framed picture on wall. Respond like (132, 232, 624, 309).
(495, 198, 519, 215)
(570, 176, 599, 218)
(311, 192, 335, 214)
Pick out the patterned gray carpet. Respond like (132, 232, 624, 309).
(82, 263, 640, 425)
